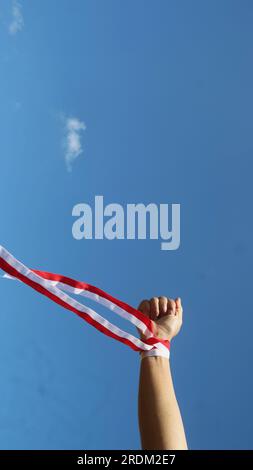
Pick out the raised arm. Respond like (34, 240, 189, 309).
(138, 297, 187, 450)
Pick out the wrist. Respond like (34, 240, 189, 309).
(140, 347, 170, 361)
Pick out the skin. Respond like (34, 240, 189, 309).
(138, 296, 188, 450)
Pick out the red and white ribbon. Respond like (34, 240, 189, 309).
(0, 246, 170, 355)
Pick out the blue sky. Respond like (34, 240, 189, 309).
(0, 0, 253, 450)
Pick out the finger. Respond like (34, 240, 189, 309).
(138, 300, 151, 318)
(175, 297, 183, 320)
(167, 298, 176, 315)
(150, 297, 159, 320)
(159, 296, 168, 316)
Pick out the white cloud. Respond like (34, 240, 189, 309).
(64, 117, 86, 172)
(9, 1, 24, 36)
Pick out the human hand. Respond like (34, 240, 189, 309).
(138, 297, 183, 342)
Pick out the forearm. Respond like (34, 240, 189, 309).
(138, 356, 187, 450)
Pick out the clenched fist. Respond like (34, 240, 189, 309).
(138, 297, 183, 342)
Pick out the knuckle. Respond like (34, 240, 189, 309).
(138, 299, 149, 310)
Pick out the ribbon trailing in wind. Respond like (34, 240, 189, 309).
(0, 246, 170, 354)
